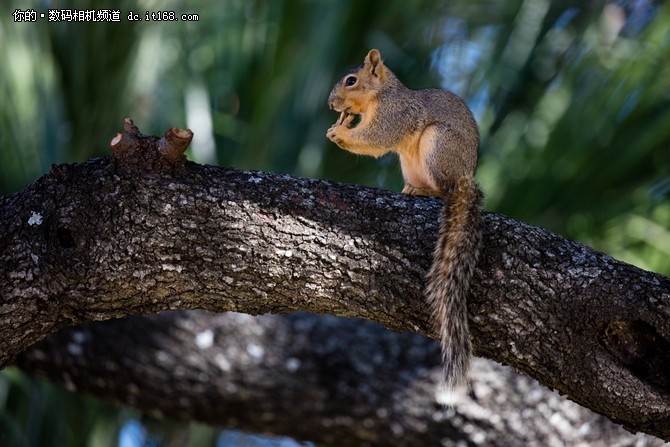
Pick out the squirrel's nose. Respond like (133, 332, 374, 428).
(328, 98, 341, 111)
(327, 91, 337, 109)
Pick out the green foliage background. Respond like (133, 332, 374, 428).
(0, 0, 668, 445)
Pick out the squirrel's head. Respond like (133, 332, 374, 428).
(328, 49, 390, 116)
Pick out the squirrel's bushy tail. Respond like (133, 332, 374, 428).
(425, 176, 483, 389)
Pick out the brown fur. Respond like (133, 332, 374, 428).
(327, 49, 482, 389)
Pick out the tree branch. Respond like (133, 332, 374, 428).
(1, 121, 669, 439)
(17, 311, 665, 446)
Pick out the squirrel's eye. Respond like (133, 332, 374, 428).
(345, 76, 357, 86)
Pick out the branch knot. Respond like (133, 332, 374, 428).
(110, 118, 193, 174)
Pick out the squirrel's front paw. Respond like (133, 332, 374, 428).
(326, 123, 349, 148)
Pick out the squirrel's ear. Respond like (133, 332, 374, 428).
(365, 49, 385, 79)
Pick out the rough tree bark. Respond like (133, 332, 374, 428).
(17, 311, 666, 447)
(1, 120, 669, 441)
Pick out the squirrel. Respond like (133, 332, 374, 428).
(326, 49, 483, 389)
